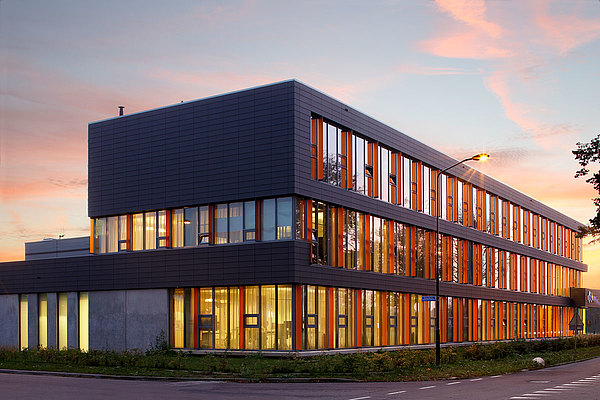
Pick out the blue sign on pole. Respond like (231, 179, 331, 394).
(422, 296, 437, 302)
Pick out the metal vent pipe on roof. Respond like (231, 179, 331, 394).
(118, 106, 124, 116)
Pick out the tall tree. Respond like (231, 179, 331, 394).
(573, 134, 600, 241)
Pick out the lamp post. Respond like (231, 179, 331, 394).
(435, 153, 489, 366)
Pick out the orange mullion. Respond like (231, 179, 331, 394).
(469, 299, 474, 342)
(295, 285, 302, 351)
(486, 301, 492, 341)
(193, 288, 198, 348)
(388, 221, 395, 274)
(90, 218, 95, 253)
(397, 153, 403, 206)
(464, 183, 471, 227)
(456, 299, 463, 342)
(418, 162, 423, 211)
(367, 143, 374, 197)
(310, 118, 318, 180)
(208, 205, 214, 244)
(381, 293, 388, 346)
(328, 288, 334, 349)
(401, 294, 409, 345)
(340, 131, 347, 189)
(165, 209, 172, 248)
(431, 170, 438, 217)
(356, 290, 363, 347)
(411, 161, 417, 211)
(493, 196, 499, 235)
(317, 118, 324, 180)
(373, 143, 379, 199)
(410, 227, 417, 276)
(347, 131, 353, 189)
(441, 297, 448, 343)
(365, 216, 372, 271)
(391, 153, 397, 204)
(337, 207, 344, 267)
(239, 287, 245, 349)
(126, 214, 132, 251)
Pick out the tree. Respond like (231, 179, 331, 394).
(573, 134, 600, 242)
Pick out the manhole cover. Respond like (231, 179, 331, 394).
(529, 380, 550, 383)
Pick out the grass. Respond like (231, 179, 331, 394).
(1, 335, 600, 382)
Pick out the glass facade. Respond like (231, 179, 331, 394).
(169, 285, 576, 351)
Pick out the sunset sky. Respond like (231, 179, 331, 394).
(1, 1, 600, 286)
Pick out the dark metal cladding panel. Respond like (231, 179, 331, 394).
(89, 81, 297, 217)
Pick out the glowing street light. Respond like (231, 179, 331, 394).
(435, 153, 489, 366)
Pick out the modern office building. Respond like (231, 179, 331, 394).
(0, 80, 590, 353)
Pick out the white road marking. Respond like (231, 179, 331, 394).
(387, 390, 406, 395)
(510, 397, 536, 399)
(470, 378, 483, 381)
(490, 375, 502, 378)
(419, 386, 435, 390)
(521, 394, 550, 397)
(348, 397, 371, 400)
(544, 388, 568, 391)
(447, 382, 461, 385)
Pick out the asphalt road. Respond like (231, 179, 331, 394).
(2, 357, 600, 400)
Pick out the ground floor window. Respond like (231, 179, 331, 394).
(169, 285, 577, 351)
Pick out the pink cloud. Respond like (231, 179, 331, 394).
(395, 64, 470, 76)
(534, 1, 600, 54)
(483, 71, 580, 149)
(435, 0, 504, 38)
(420, 31, 514, 59)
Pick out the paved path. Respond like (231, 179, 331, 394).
(1, 357, 600, 399)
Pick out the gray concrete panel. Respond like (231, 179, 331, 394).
(0, 295, 19, 348)
(126, 289, 169, 351)
(47, 293, 58, 348)
(27, 293, 38, 349)
(89, 290, 126, 351)
(67, 292, 79, 349)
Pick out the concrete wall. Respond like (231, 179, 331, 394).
(89, 289, 168, 351)
(67, 292, 79, 349)
(0, 295, 19, 348)
(47, 293, 57, 348)
(89, 290, 127, 350)
(126, 289, 169, 351)
(27, 293, 38, 349)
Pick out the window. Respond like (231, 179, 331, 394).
(79, 292, 89, 352)
(107, 216, 118, 252)
(58, 292, 68, 350)
(20, 295, 28, 350)
(229, 203, 243, 243)
(244, 201, 256, 241)
(262, 199, 276, 241)
(183, 207, 198, 247)
(215, 204, 228, 244)
(132, 213, 144, 250)
(157, 210, 168, 247)
(118, 215, 128, 251)
(144, 211, 156, 250)
(277, 198, 293, 239)
(39, 294, 47, 348)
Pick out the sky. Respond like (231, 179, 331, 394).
(1, 0, 600, 286)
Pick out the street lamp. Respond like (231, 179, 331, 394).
(435, 153, 489, 366)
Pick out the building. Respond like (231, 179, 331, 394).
(0, 80, 590, 353)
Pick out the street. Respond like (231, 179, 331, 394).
(1, 357, 600, 400)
